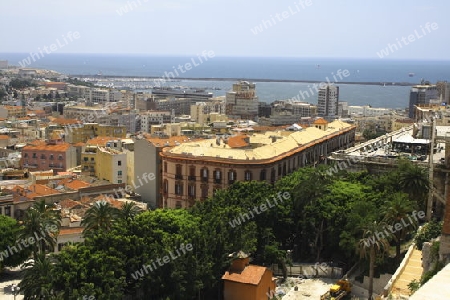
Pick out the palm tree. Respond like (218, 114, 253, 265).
(397, 160, 429, 210)
(357, 221, 390, 300)
(81, 200, 119, 235)
(19, 200, 61, 258)
(119, 201, 143, 222)
(382, 193, 417, 263)
(19, 253, 59, 299)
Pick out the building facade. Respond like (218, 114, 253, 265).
(317, 85, 339, 120)
(160, 119, 356, 208)
(225, 81, 259, 120)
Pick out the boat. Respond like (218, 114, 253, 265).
(409, 73, 415, 77)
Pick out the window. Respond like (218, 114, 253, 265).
(278, 165, 281, 176)
(201, 168, 208, 182)
(189, 166, 196, 180)
(118, 171, 122, 176)
(118, 160, 122, 166)
(188, 185, 195, 197)
(245, 170, 252, 181)
(214, 169, 222, 184)
(175, 201, 182, 209)
(164, 162, 168, 173)
(4, 206, 11, 217)
(163, 179, 168, 194)
(24, 153, 28, 158)
(58, 155, 63, 160)
(40, 154, 46, 159)
(228, 170, 236, 184)
(175, 164, 183, 179)
(118, 180, 122, 183)
(201, 185, 208, 198)
(91, 157, 94, 161)
(84, 157, 88, 162)
(32, 153, 37, 158)
(260, 169, 266, 180)
(175, 182, 183, 195)
(50, 154, 54, 160)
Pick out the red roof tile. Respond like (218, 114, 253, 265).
(222, 265, 268, 285)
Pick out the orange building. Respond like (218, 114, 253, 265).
(160, 119, 356, 208)
(21, 135, 77, 173)
(222, 252, 276, 300)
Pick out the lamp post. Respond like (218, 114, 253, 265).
(11, 284, 20, 300)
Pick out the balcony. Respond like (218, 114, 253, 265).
(201, 177, 208, 183)
(228, 179, 235, 185)
(214, 178, 222, 184)
(188, 176, 196, 181)
(175, 174, 183, 180)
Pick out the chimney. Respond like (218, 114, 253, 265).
(229, 251, 250, 273)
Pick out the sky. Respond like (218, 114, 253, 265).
(0, 0, 449, 59)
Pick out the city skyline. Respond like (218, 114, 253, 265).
(0, 0, 449, 60)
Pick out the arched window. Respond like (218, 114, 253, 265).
(228, 170, 237, 184)
(200, 168, 208, 182)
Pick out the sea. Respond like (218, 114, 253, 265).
(2, 53, 450, 109)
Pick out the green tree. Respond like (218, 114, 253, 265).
(19, 254, 60, 299)
(119, 201, 143, 222)
(357, 221, 390, 300)
(19, 200, 61, 258)
(396, 160, 429, 210)
(81, 200, 119, 235)
(382, 193, 417, 263)
(0, 215, 28, 268)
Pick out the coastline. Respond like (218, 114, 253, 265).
(68, 75, 417, 87)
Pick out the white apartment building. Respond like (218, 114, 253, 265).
(317, 85, 339, 120)
(348, 105, 392, 117)
(139, 111, 174, 133)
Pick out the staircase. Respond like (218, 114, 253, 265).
(391, 249, 423, 297)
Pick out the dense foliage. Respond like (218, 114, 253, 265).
(9, 160, 432, 300)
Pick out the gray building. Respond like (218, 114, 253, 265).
(409, 84, 440, 118)
(133, 139, 161, 209)
(317, 85, 339, 121)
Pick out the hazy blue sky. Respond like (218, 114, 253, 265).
(1, 0, 449, 59)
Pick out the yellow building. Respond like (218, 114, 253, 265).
(161, 119, 356, 208)
(95, 146, 127, 184)
(66, 123, 126, 144)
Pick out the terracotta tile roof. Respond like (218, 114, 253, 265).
(145, 135, 198, 147)
(86, 136, 117, 147)
(26, 184, 60, 197)
(222, 265, 268, 285)
(0, 135, 9, 140)
(313, 118, 328, 125)
(72, 142, 86, 147)
(23, 141, 71, 152)
(228, 135, 250, 148)
(58, 178, 90, 191)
